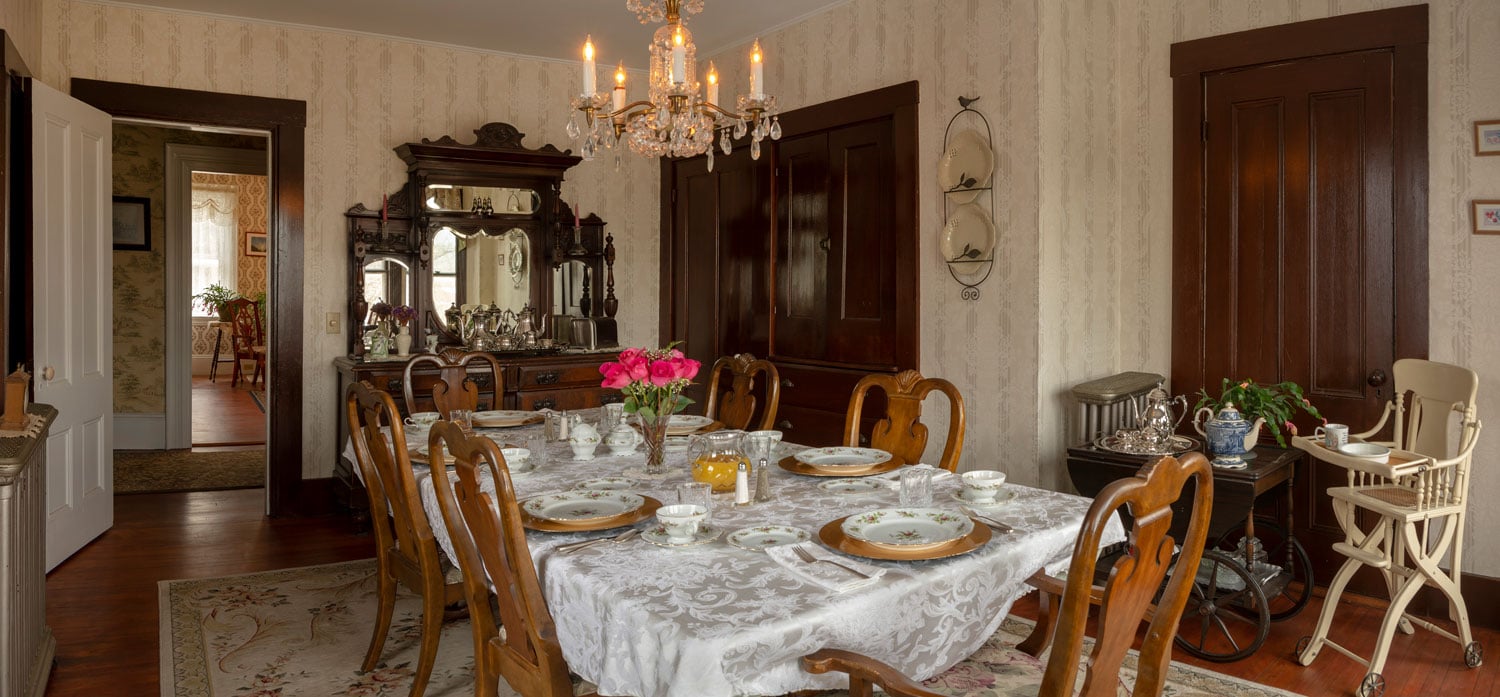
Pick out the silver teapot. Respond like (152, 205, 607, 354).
(1133, 384, 1188, 447)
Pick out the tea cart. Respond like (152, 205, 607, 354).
(1065, 442, 1313, 662)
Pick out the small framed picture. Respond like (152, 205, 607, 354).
(1474, 200, 1500, 235)
(111, 196, 151, 251)
(244, 231, 268, 257)
(1475, 120, 1500, 156)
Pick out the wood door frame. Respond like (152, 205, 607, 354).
(1169, 4, 1429, 395)
(69, 79, 307, 517)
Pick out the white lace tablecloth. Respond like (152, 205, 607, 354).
(343, 417, 1120, 697)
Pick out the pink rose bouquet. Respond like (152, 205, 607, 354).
(599, 343, 701, 423)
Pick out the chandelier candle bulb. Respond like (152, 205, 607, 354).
(750, 39, 764, 99)
(613, 63, 627, 113)
(706, 62, 719, 104)
(671, 27, 686, 84)
(582, 35, 597, 95)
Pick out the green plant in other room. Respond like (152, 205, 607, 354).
(1194, 378, 1323, 447)
(192, 283, 240, 322)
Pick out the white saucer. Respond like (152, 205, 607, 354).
(726, 525, 810, 551)
(642, 524, 722, 548)
(950, 489, 1017, 508)
(574, 477, 635, 491)
(818, 479, 885, 496)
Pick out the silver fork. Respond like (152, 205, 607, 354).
(963, 510, 1015, 534)
(792, 544, 871, 578)
(557, 528, 640, 554)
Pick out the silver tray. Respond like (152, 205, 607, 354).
(1094, 433, 1201, 457)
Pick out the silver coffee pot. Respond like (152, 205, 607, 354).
(1133, 383, 1188, 446)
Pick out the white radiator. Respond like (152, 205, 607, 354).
(0, 407, 56, 697)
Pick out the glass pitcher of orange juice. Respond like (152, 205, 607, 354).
(690, 430, 749, 493)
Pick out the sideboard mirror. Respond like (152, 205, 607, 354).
(360, 256, 412, 311)
(424, 184, 541, 215)
(428, 226, 536, 334)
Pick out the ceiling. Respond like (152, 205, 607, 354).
(117, 0, 848, 70)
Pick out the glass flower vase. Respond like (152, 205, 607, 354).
(640, 415, 671, 475)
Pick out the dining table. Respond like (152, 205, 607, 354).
(345, 414, 1123, 697)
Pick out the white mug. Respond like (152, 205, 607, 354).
(1315, 423, 1349, 449)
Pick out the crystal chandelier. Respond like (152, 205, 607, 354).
(567, 0, 781, 169)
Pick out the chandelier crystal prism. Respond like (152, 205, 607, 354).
(567, 0, 779, 166)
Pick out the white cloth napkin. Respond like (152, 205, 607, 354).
(764, 543, 885, 593)
(872, 463, 955, 490)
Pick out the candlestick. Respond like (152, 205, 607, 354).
(613, 62, 627, 113)
(706, 62, 719, 105)
(583, 35, 597, 95)
(381, 194, 388, 222)
(671, 27, 686, 84)
(750, 39, 764, 99)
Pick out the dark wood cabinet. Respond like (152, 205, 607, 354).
(661, 82, 919, 446)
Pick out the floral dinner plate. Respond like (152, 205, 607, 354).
(521, 491, 645, 523)
(665, 415, 715, 436)
(726, 525, 811, 551)
(841, 507, 974, 552)
(817, 479, 885, 496)
(574, 477, 636, 491)
(794, 447, 893, 471)
(473, 410, 540, 428)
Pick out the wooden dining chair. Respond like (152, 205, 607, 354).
(225, 297, 265, 388)
(703, 353, 781, 431)
(803, 452, 1214, 697)
(345, 381, 465, 697)
(425, 421, 599, 697)
(843, 369, 967, 472)
(401, 347, 505, 418)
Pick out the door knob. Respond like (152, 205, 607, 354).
(776, 419, 793, 430)
(41, 366, 55, 381)
(1367, 369, 1388, 387)
(780, 378, 795, 389)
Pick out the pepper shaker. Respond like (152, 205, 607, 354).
(754, 457, 772, 502)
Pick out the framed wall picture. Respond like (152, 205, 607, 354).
(1475, 120, 1500, 156)
(1474, 200, 1500, 235)
(244, 231, 268, 257)
(111, 196, 151, 251)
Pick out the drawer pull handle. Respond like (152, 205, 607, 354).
(533, 398, 557, 410)
(780, 378, 795, 389)
(599, 393, 624, 405)
(776, 420, 793, 430)
(388, 378, 404, 393)
(536, 371, 561, 385)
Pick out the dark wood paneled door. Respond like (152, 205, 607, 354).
(1192, 49, 1406, 582)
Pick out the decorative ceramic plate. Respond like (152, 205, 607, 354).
(778, 454, 903, 478)
(666, 415, 716, 436)
(574, 477, 635, 491)
(474, 410, 542, 428)
(794, 447, 894, 471)
(641, 524, 722, 547)
(818, 479, 886, 496)
(938, 129, 994, 203)
(950, 489, 1018, 508)
(726, 525, 811, 551)
(521, 491, 646, 523)
(941, 204, 996, 271)
(841, 507, 975, 551)
(819, 515, 991, 561)
(522, 496, 661, 533)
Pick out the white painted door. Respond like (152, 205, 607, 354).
(32, 80, 114, 571)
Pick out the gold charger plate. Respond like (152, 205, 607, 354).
(778, 454, 904, 477)
(522, 495, 662, 533)
(817, 514, 992, 561)
(475, 414, 544, 428)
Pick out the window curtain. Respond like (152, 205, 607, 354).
(191, 184, 238, 312)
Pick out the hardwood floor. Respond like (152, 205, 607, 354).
(191, 374, 265, 447)
(44, 488, 1497, 696)
(44, 489, 371, 695)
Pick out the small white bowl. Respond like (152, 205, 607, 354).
(500, 447, 531, 470)
(405, 411, 440, 426)
(960, 470, 1008, 503)
(1338, 442, 1390, 464)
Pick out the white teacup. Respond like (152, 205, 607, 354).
(500, 447, 531, 471)
(405, 411, 440, 426)
(1315, 423, 1349, 450)
(960, 470, 1008, 503)
(656, 503, 707, 544)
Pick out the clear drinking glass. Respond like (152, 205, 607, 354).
(450, 408, 473, 433)
(899, 467, 934, 507)
(524, 434, 549, 470)
(677, 481, 714, 521)
(602, 402, 625, 429)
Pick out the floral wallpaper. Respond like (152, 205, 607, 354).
(110, 123, 266, 413)
(191, 172, 269, 300)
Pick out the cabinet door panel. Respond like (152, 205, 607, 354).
(827, 120, 897, 368)
(774, 133, 830, 361)
(718, 149, 771, 359)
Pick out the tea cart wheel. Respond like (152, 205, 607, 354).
(1358, 672, 1385, 697)
(1294, 635, 1311, 659)
(1215, 516, 1314, 620)
(1173, 549, 1270, 662)
(1465, 641, 1483, 668)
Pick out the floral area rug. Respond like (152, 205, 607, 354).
(161, 559, 1300, 697)
(116, 448, 264, 494)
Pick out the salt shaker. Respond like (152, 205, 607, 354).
(734, 462, 751, 506)
(754, 457, 772, 502)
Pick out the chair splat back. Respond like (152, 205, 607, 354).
(401, 347, 505, 418)
(704, 353, 781, 431)
(844, 370, 967, 472)
(1392, 358, 1480, 459)
(427, 422, 574, 697)
(346, 381, 440, 566)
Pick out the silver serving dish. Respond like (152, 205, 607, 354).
(1095, 430, 1201, 457)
